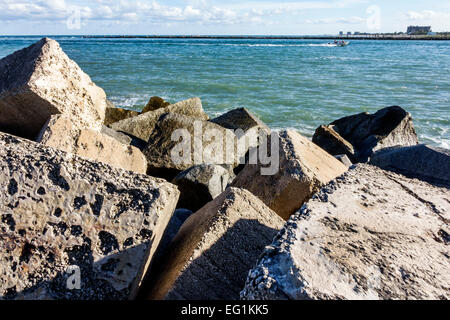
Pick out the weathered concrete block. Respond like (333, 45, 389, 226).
(111, 98, 209, 142)
(100, 126, 147, 150)
(0, 132, 180, 300)
(101, 126, 131, 146)
(104, 100, 139, 127)
(211, 108, 271, 168)
(143, 113, 237, 180)
(241, 164, 450, 300)
(172, 164, 236, 212)
(142, 96, 170, 114)
(210, 108, 270, 134)
(313, 106, 419, 162)
(370, 145, 450, 186)
(232, 130, 348, 220)
(313, 125, 355, 161)
(0, 38, 106, 139)
(37, 115, 147, 174)
(147, 187, 284, 300)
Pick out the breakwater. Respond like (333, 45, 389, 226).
(82, 35, 450, 40)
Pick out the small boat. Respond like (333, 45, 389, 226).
(337, 41, 350, 47)
(327, 41, 350, 47)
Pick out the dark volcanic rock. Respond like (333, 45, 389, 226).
(313, 106, 419, 162)
(172, 164, 236, 212)
(0, 132, 179, 300)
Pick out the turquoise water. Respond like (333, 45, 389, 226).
(0, 36, 449, 148)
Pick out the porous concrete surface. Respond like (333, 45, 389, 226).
(0, 38, 106, 139)
(241, 164, 450, 300)
(0, 132, 180, 300)
(37, 114, 147, 174)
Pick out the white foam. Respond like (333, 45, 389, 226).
(420, 134, 450, 149)
(109, 94, 148, 110)
(222, 43, 337, 48)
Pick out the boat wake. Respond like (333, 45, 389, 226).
(223, 43, 344, 47)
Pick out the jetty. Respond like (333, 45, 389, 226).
(82, 34, 450, 40)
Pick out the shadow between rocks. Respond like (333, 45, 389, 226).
(1, 240, 152, 301)
(139, 218, 280, 300)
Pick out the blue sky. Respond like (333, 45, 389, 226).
(1, 0, 449, 35)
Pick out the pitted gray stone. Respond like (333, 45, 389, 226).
(242, 164, 450, 300)
(0, 132, 180, 300)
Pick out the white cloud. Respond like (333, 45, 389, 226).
(0, 0, 92, 21)
(0, 0, 367, 27)
(404, 10, 450, 20)
(401, 9, 450, 31)
(221, 0, 367, 14)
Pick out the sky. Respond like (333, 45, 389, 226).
(0, 0, 450, 35)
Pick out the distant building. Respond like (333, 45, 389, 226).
(347, 32, 352, 36)
(407, 26, 432, 35)
(339, 31, 344, 36)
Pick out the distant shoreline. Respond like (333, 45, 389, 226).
(82, 35, 450, 41)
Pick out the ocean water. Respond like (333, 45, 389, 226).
(0, 36, 449, 148)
